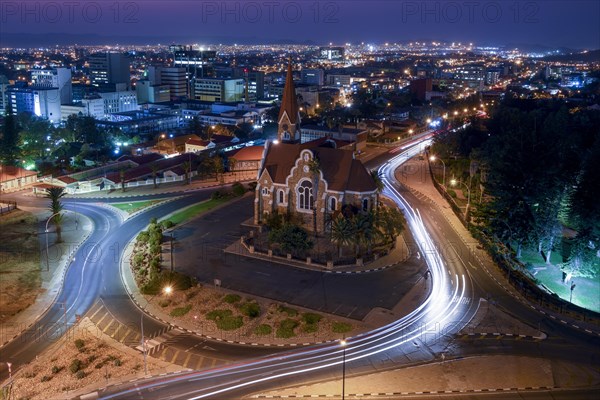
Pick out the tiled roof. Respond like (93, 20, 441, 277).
(229, 146, 264, 161)
(262, 141, 375, 193)
(187, 139, 210, 147)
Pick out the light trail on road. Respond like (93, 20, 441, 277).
(101, 139, 473, 399)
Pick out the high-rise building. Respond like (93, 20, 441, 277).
(0, 75, 9, 115)
(485, 68, 502, 85)
(147, 66, 187, 100)
(326, 74, 351, 87)
(232, 67, 265, 101)
(8, 85, 61, 123)
(89, 52, 131, 89)
(136, 80, 171, 104)
(301, 69, 325, 86)
(173, 48, 216, 78)
(30, 67, 73, 104)
(193, 78, 244, 102)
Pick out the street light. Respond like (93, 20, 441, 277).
(45, 211, 62, 271)
(340, 339, 347, 400)
(450, 179, 471, 219)
(429, 155, 446, 187)
(141, 286, 173, 375)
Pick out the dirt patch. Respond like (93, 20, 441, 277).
(0, 209, 42, 323)
(144, 285, 359, 345)
(4, 318, 170, 400)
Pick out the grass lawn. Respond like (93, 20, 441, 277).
(112, 200, 163, 214)
(161, 197, 231, 226)
(521, 248, 600, 313)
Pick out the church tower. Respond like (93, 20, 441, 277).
(278, 58, 301, 143)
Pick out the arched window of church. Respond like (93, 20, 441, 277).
(329, 197, 337, 211)
(362, 198, 369, 211)
(298, 181, 313, 210)
(278, 190, 284, 204)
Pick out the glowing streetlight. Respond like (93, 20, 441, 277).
(426, 118, 432, 124)
(453, 111, 459, 116)
(141, 286, 173, 375)
(429, 155, 446, 186)
(340, 339, 347, 400)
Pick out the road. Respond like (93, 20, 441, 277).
(1, 138, 598, 398)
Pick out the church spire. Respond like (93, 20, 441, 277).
(277, 57, 301, 143)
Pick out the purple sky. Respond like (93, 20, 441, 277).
(1, 0, 598, 48)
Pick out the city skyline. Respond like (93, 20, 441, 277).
(0, 0, 599, 49)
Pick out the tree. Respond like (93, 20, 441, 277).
(370, 170, 384, 210)
(376, 206, 405, 245)
(151, 163, 159, 189)
(182, 161, 192, 185)
(120, 168, 126, 192)
(307, 155, 321, 236)
(0, 104, 20, 165)
(352, 212, 375, 256)
(213, 156, 225, 183)
(45, 187, 66, 243)
(268, 223, 313, 256)
(330, 215, 354, 258)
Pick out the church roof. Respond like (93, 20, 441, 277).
(262, 142, 376, 193)
(278, 59, 300, 125)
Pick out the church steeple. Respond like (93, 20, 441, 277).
(278, 57, 301, 143)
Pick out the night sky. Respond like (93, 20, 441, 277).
(1, 0, 598, 49)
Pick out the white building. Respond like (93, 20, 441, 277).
(193, 78, 244, 102)
(30, 68, 72, 104)
(99, 90, 139, 116)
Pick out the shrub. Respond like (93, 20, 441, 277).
(254, 324, 272, 336)
(114, 359, 122, 367)
(150, 217, 158, 225)
(170, 305, 192, 317)
(277, 305, 298, 317)
(87, 355, 97, 363)
(74, 339, 85, 351)
(302, 323, 318, 333)
(223, 294, 241, 304)
(302, 313, 322, 324)
(232, 182, 246, 197)
(211, 190, 224, 200)
(247, 181, 257, 191)
(136, 231, 149, 243)
(161, 220, 175, 229)
(41, 375, 52, 382)
(206, 309, 243, 330)
(51, 365, 63, 374)
(276, 319, 298, 338)
(332, 322, 352, 334)
(447, 189, 457, 198)
(75, 370, 86, 380)
(158, 299, 171, 307)
(240, 302, 261, 318)
(69, 359, 82, 374)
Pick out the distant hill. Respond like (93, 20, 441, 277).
(541, 49, 600, 63)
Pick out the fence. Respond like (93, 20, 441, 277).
(0, 201, 17, 215)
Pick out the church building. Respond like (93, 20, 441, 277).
(254, 60, 378, 233)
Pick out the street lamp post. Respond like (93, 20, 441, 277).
(340, 339, 347, 400)
(141, 286, 172, 375)
(570, 281, 576, 303)
(450, 179, 471, 219)
(45, 211, 62, 271)
(429, 155, 446, 187)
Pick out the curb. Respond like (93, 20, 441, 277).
(252, 387, 559, 398)
(0, 211, 94, 349)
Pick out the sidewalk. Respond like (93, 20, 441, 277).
(61, 173, 254, 200)
(224, 233, 411, 275)
(252, 354, 599, 398)
(397, 156, 600, 337)
(0, 208, 93, 348)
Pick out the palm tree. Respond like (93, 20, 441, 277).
(182, 161, 191, 185)
(45, 187, 65, 243)
(307, 156, 321, 236)
(330, 215, 353, 258)
(370, 170, 384, 210)
(119, 168, 126, 192)
(353, 212, 375, 256)
(151, 163, 159, 189)
(229, 157, 238, 180)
